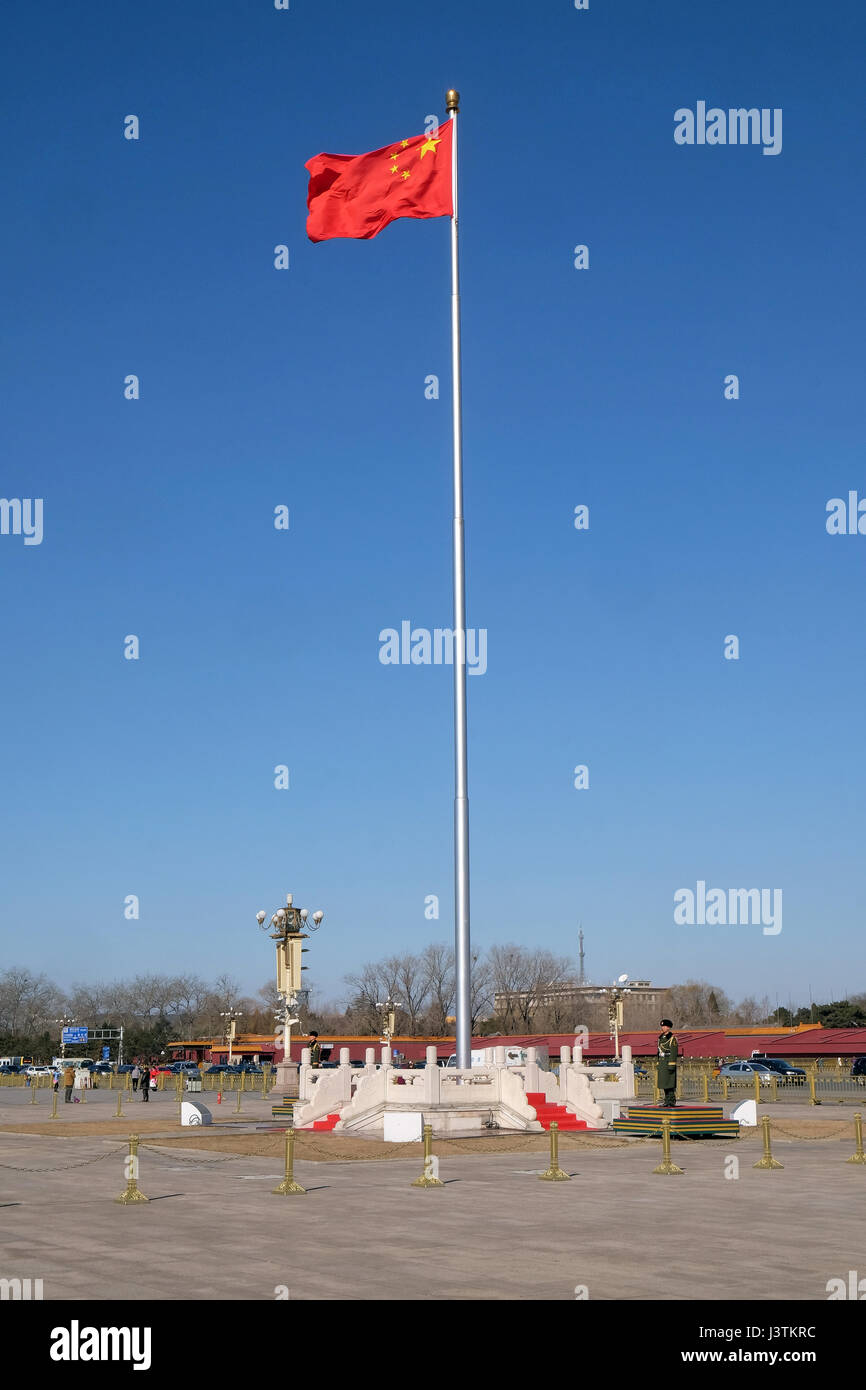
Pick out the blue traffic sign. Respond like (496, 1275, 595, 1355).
(62, 1027, 88, 1045)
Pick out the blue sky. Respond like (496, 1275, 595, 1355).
(1, 0, 864, 1011)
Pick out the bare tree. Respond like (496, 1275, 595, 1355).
(420, 942, 455, 1033)
(0, 968, 59, 1035)
(487, 945, 575, 1031)
(343, 962, 385, 1033)
(667, 981, 734, 1027)
(470, 951, 493, 1031)
(385, 954, 429, 1034)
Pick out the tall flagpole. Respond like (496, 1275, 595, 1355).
(446, 89, 471, 1069)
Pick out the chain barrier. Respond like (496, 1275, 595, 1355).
(0, 1146, 128, 1173)
(138, 1144, 250, 1167)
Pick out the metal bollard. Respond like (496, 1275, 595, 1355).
(847, 1113, 866, 1166)
(721, 1076, 728, 1100)
(769, 1076, 778, 1104)
(273, 1128, 306, 1195)
(50, 1089, 58, 1119)
(652, 1117, 684, 1175)
(235, 1085, 242, 1114)
(113, 1090, 124, 1119)
(753, 1115, 784, 1169)
(411, 1122, 444, 1188)
(753, 1071, 761, 1106)
(809, 1073, 821, 1107)
(538, 1121, 571, 1181)
(701, 1073, 709, 1104)
(30, 1077, 38, 1105)
(115, 1134, 149, 1204)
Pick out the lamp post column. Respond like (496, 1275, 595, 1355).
(256, 894, 323, 1101)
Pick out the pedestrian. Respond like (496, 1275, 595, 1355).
(63, 1065, 75, 1104)
(141, 1062, 150, 1102)
(657, 1019, 679, 1108)
(131, 1063, 140, 1093)
(52, 1068, 60, 1092)
(308, 1031, 322, 1067)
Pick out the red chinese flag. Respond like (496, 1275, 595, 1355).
(305, 122, 452, 243)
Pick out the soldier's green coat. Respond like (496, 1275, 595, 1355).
(657, 1031, 679, 1088)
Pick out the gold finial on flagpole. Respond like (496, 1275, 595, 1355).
(446, 90, 460, 112)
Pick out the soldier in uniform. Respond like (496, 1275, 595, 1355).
(657, 1019, 679, 1107)
(308, 1031, 322, 1067)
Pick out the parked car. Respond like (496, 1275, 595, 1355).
(750, 1057, 806, 1082)
(719, 1061, 775, 1086)
(25, 1065, 52, 1077)
(851, 1057, 866, 1080)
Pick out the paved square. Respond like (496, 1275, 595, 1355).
(1, 1104, 861, 1301)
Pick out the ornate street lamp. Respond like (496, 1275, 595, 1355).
(256, 893, 323, 1097)
(219, 1008, 243, 1065)
(376, 997, 402, 1058)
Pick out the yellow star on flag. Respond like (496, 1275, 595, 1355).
(401, 169, 411, 179)
(419, 135, 441, 158)
(401, 139, 409, 148)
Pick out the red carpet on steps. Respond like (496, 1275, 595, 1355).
(525, 1092, 588, 1131)
(303, 1113, 340, 1131)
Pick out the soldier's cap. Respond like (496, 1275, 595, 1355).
(660, 1019, 673, 1027)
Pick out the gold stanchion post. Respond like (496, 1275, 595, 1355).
(273, 1128, 306, 1195)
(113, 1090, 124, 1119)
(753, 1115, 784, 1169)
(701, 1073, 709, 1103)
(538, 1121, 571, 1181)
(653, 1117, 684, 1175)
(235, 1085, 242, 1114)
(411, 1123, 444, 1188)
(847, 1112, 866, 1165)
(50, 1089, 58, 1119)
(115, 1134, 149, 1203)
(753, 1071, 761, 1106)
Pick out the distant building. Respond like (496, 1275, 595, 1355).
(494, 980, 669, 1018)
